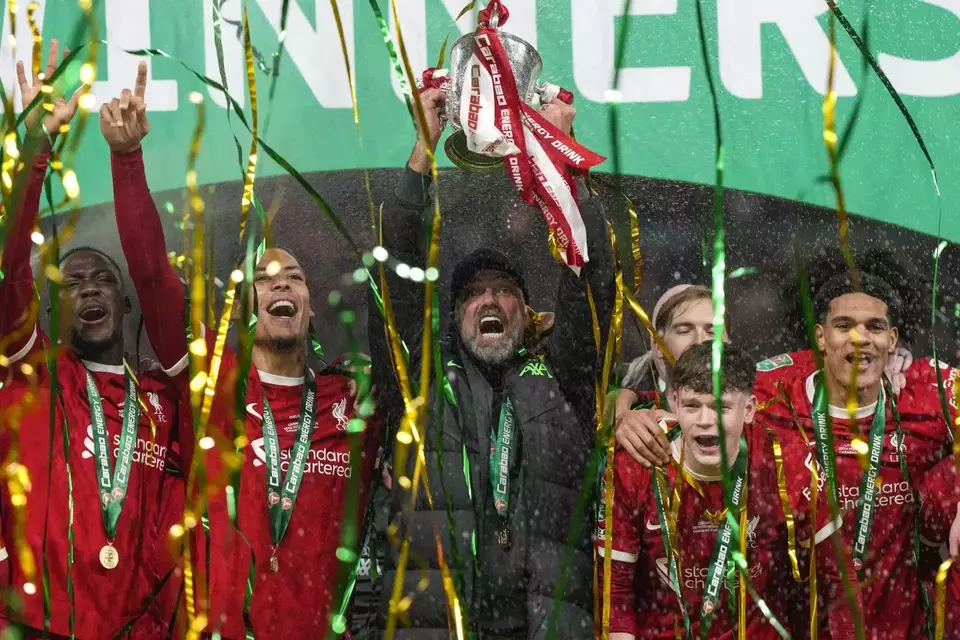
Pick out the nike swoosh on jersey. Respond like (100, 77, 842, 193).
(246, 403, 263, 421)
(646, 520, 662, 531)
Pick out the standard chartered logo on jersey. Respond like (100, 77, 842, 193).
(82, 425, 166, 472)
(656, 557, 762, 591)
(250, 438, 352, 478)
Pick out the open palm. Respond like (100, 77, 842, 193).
(19, 39, 80, 143)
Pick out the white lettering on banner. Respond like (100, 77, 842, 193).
(204, 0, 246, 109)
(878, 0, 960, 97)
(94, 0, 179, 111)
(254, 0, 355, 108)
(716, 0, 856, 99)
(571, 0, 691, 103)
(388, 0, 537, 101)
(0, 0, 46, 112)
(250, 437, 352, 477)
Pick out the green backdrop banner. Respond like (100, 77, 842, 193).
(7, 0, 959, 240)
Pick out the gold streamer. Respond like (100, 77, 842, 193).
(384, 0, 449, 634)
(761, 424, 801, 582)
(599, 223, 624, 640)
(237, 3, 259, 244)
(935, 557, 953, 640)
(626, 197, 642, 294)
(621, 283, 675, 366)
(822, 9, 859, 290)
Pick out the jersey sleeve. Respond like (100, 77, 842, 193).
(0, 154, 49, 370)
(598, 449, 650, 636)
(918, 454, 959, 544)
(111, 148, 191, 377)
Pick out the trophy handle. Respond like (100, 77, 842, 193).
(534, 82, 575, 106)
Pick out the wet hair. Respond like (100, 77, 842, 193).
(654, 285, 712, 333)
(60, 246, 125, 286)
(670, 342, 756, 395)
(813, 272, 901, 326)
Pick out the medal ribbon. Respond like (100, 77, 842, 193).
(489, 396, 516, 526)
(698, 440, 748, 639)
(811, 372, 885, 575)
(261, 372, 317, 548)
(84, 366, 140, 541)
(651, 465, 692, 638)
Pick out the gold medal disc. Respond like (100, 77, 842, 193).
(99, 544, 119, 570)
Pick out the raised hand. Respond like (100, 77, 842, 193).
(408, 87, 446, 174)
(99, 60, 150, 154)
(18, 39, 80, 150)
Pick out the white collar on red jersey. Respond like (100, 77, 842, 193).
(81, 360, 125, 376)
(257, 369, 307, 386)
(805, 372, 878, 420)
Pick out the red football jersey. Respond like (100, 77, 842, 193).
(0, 153, 182, 639)
(0, 333, 181, 639)
(601, 421, 847, 639)
(755, 350, 957, 639)
(111, 148, 383, 639)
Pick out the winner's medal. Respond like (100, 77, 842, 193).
(84, 367, 140, 571)
(99, 543, 119, 570)
(261, 372, 318, 573)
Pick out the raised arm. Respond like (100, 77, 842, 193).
(101, 62, 188, 375)
(0, 40, 79, 366)
(545, 109, 615, 431)
(368, 88, 444, 430)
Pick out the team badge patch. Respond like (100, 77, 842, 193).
(756, 354, 793, 371)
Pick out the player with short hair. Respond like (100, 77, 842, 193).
(755, 271, 959, 637)
(603, 343, 856, 638)
(0, 42, 181, 638)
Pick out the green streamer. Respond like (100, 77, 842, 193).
(366, 0, 413, 118)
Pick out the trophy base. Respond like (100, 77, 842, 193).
(445, 131, 504, 173)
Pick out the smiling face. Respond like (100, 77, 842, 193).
(457, 269, 525, 366)
(253, 248, 313, 349)
(672, 387, 756, 476)
(816, 292, 898, 400)
(59, 250, 128, 352)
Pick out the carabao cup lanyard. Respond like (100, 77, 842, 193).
(261, 372, 317, 566)
(489, 396, 516, 545)
(810, 372, 889, 575)
(84, 367, 139, 543)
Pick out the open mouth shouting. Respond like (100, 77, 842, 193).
(266, 299, 298, 320)
(77, 303, 108, 324)
(478, 313, 506, 341)
(693, 434, 720, 455)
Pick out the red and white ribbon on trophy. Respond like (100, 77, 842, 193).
(423, 0, 605, 273)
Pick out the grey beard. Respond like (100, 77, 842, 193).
(462, 329, 523, 366)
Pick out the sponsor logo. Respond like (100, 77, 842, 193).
(245, 402, 301, 434)
(82, 425, 167, 472)
(853, 558, 863, 570)
(267, 491, 280, 506)
(101, 491, 111, 507)
(756, 354, 794, 372)
(495, 499, 507, 512)
(656, 557, 763, 591)
(331, 397, 348, 431)
(645, 520, 662, 531)
(245, 403, 263, 422)
(111, 487, 124, 501)
(702, 601, 714, 615)
(281, 497, 293, 511)
(519, 361, 553, 378)
(250, 437, 353, 477)
(146, 391, 166, 423)
(838, 479, 914, 512)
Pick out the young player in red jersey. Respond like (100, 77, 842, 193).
(754, 272, 958, 638)
(102, 63, 383, 639)
(0, 42, 182, 639)
(603, 343, 857, 639)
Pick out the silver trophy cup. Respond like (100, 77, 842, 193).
(442, 22, 558, 172)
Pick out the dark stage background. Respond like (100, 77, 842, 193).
(37, 166, 960, 368)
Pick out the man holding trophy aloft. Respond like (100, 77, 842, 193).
(370, 1, 612, 638)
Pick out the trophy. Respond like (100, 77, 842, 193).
(438, 5, 571, 172)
